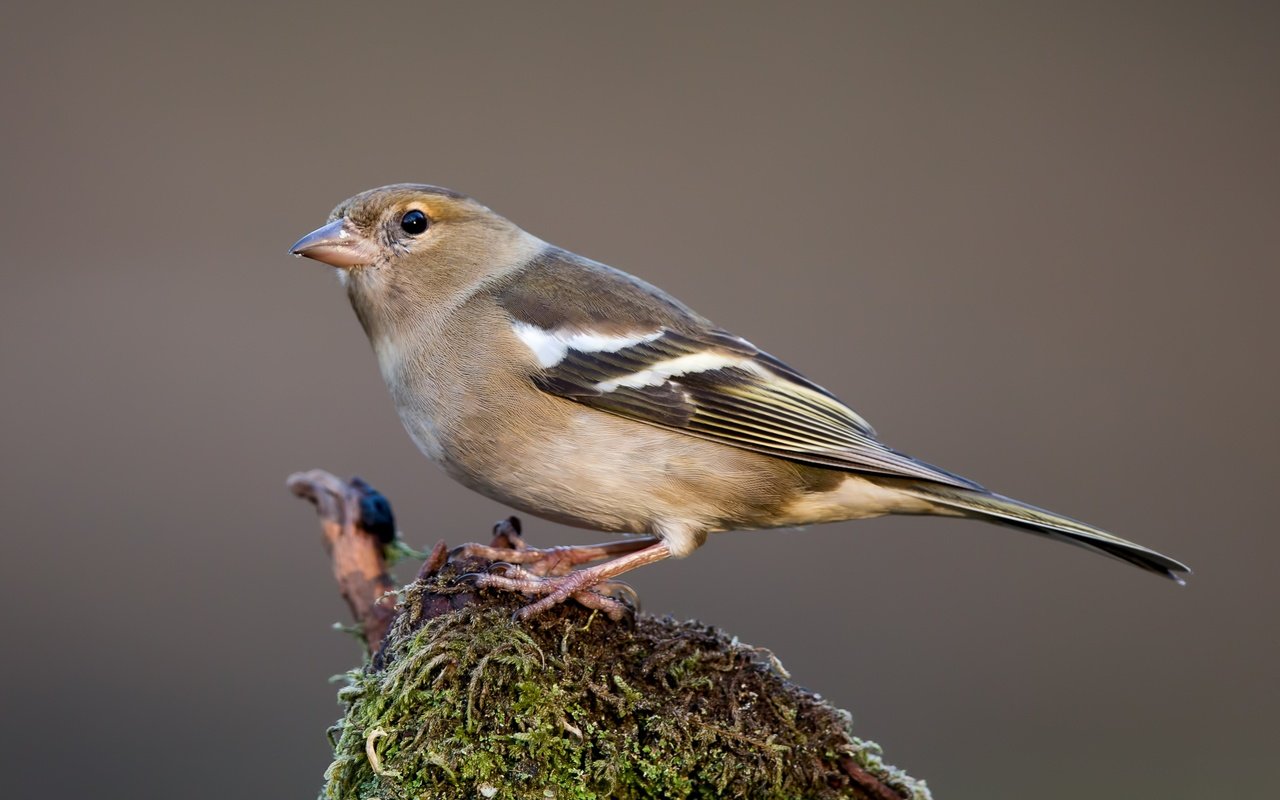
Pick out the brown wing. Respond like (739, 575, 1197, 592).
(497, 249, 983, 490)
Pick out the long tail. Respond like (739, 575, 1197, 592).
(900, 482, 1191, 583)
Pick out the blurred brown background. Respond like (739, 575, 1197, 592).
(2, 2, 1276, 798)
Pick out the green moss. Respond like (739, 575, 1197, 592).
(321, 572, 931, 800)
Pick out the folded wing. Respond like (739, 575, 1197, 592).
(497, 266, 977, 491)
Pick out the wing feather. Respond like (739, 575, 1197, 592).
(496, 251, 980, 490)
(527, 327, 981, 489)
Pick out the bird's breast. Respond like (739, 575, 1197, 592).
(370, 333, 457, 464)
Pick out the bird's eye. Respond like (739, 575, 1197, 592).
(400, 209, 429, 235)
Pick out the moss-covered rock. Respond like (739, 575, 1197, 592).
(320, 561, 931, 800)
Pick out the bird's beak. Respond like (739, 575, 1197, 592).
(289, 219, 380, 268)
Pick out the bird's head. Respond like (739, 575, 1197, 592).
(290, 184, 540, 336)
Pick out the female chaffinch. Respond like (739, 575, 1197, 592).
(291, 184, 1188, 619)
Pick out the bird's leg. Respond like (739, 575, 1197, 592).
(453, 535, 661, 577)
(466, 560, 638, 620)
(505, 540, 672, 620)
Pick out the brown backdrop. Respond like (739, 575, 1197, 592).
(2, 3, 1276, 798)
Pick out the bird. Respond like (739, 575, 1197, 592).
(290, 183, 1189, 619)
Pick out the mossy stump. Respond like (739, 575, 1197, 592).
(322, 562, 930, 799)
(290, 470, 930, 799)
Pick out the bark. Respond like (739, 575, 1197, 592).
(290, 470, 932, 800)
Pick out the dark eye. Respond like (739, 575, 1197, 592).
(400, 209, 429, 235)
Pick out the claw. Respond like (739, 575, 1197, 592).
(597, 581, 640, 612)
(512, 601, 540, 622)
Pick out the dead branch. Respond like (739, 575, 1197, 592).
(286, 470, 398, 651)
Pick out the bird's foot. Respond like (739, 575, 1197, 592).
(462, 564, 636, 621)
(451, 535, 660, 578)
(458, 539, 673, 622)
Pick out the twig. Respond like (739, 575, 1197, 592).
(287, 470, 398, 651)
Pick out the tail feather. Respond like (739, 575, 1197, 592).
(901, 483, 1191, 583)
